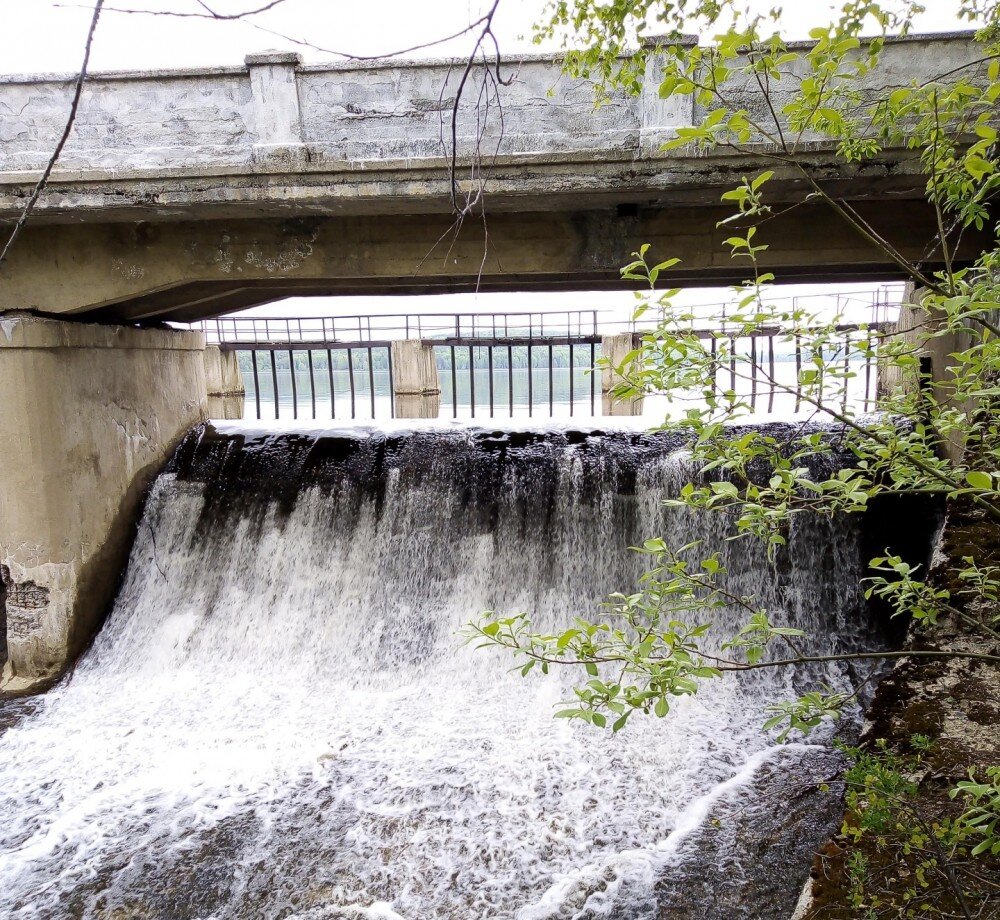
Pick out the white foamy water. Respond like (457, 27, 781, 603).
(0, 425, 872, 919)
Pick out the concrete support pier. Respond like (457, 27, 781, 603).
(391, 340, 441, 419)
(204, 345, 246, 419)
(601, 333, 645, 416)
(0, 314, 207, 695)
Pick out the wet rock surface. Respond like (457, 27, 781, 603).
(804, 500, 1000, 918)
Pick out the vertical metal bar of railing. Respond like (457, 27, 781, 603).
(367, 346, 376, 419)
(794, 334, 802, 413)
(864, 329, 874, 411)
(589, 341, 596, 415)
(767, 335, 776, 414)
(348, 348, 357, 420)
(507, 345, 514, 417)
(709, 335, 718, 402)
(488, 345, 495, 418)
(548, 344, 554, 416)
(469, 345, 476, 419)
(308, 349, 316, 419)
(250, 350, 261, 420)
(842, 331, 851, 413)
(450, 346, 458, 418)
(387, 343, 395, 420)
(270, 349, 279, 420)
(729, 336, 737, 394)
(527, 343, 533, 417)
(749, 336, 758, 412)
(569, 342, 575, 417)
(327, 347, 336, 418)
(288, 349, 298, 420)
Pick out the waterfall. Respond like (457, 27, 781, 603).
(0, 422, 884, 919)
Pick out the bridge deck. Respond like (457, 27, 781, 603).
(0, 33, 989, 320)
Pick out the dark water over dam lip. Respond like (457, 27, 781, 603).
(0, 421, 911, 919)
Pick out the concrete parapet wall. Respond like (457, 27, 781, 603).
(0, 34, 976, 184)
(0, 314, 207, 694)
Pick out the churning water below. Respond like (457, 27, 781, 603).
(0, 423, 885, 919)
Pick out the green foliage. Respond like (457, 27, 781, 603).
(474, 0, 1000, 723)
(836, 739, 997, 917)
(951, 766, 1000, 856)
(470, 8, 1000, 907)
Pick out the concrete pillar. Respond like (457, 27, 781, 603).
(601, 333, 645, 416)
(245, 50, 304, 154)
(0, 313, 207, 695)
(876, 284, 987, 462)
(391, 340, 441, 419)
(204, 345, 246, 420)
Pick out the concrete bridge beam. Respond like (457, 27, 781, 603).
(0, 314, 207, 695)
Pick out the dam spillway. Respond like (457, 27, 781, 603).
(0, 422, 887, 919)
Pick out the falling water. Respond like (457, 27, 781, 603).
(0, 422, 888, 919)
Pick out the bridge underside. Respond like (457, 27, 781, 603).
(1, 196, 982, 323)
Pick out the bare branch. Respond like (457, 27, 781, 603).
(66, 1, 498, 63)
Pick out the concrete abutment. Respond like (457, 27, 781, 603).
(0, 314, 207, 695)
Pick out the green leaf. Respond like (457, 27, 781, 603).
(966, 471, 993, 490)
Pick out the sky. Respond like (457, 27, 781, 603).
(0, 0, 967, 320)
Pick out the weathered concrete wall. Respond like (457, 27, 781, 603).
(204, 345, 245, 419)
(876, 285, 997, 462)
(0, 198, 974, 323)
(0, 314, 206, 695)
(0, 33, 976, 186)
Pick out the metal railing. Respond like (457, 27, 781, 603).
(198, 288, 902, 422)
(241, 344, 393, 421)
(203, 310, 604, 347)
(229, 325, 889, 422)
(433, 338, 602, 419)
(197, 286, 902, 349)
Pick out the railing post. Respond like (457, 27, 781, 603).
(601, 333, 644, 416)
(245, 51, 304, 156)
(391, 339, 441, 419)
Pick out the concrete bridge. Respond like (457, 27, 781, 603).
(0, 32, 989, 321)
(0, 32, 990, 695)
